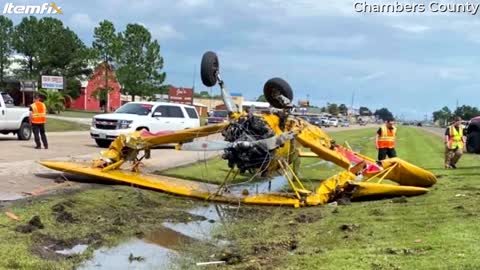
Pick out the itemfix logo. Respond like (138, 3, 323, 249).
(3, 2, 62, 15)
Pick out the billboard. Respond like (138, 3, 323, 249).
(20, 80, 38, 92)
(41, 75, 64, 89)
(168, 86, 193, 105)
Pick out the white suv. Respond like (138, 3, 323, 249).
(90, 102, 200, 147)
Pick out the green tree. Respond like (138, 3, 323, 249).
(13, 17, 91, 99)
(39, 89, 66, 114)
(0, 16, 13, 84)
(12, 16, 41, 78)
(327, 103, 339, 115)
(432, 106, 451, 123)
(142, 40, 167, 99)
(359, 106, 372, 116)
(338, 104, 348, 115)
(92, 20, 120, 111)
(454, 105, 480, 121)
(116, 24, 166, 101)
(257, 94, 267, 102)
(374, 108, 394, 121)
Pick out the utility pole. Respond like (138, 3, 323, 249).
(192, 64, 196, 91)
(350, 90, 355, 116)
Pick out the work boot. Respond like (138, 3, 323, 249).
(444, 164, 451, 169)
(34, 146, 41, 149)
(450, 163, 457, 169)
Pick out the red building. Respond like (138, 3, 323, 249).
(66, 62, 121, 112)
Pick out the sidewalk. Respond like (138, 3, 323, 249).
(47, 115, 92, 125)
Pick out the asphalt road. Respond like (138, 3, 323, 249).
(0, 131, 220, 201)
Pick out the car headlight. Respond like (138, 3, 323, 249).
(91, 118, 96, 127)
(117, 120, 133, 129)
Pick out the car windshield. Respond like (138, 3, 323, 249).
(310, 116, 320, 121)
(115, 103, 153, 115)
(212, 111, 228, 117)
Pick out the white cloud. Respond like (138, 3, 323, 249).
(392, 24, 430, 33)
(177, 0, 211, 9)
(69, 13, 96, 31)
(247, 32, 368, 53)
(150, 24, 185, 40)
(198, 16, 223, 29)
(360, 72, 386, 82)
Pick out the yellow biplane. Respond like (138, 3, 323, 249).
(40, 51, 437, 208)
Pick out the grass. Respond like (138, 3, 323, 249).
(0, 186, 199, 270)
(46, 118, 90, 132)
(167, 127, 480, 270)
(58, 110, 99, 118)
(3, 126, 480, 269)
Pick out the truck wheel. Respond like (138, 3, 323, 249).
(201, 51, 219, 87)
(17, 122, 32, 140)
(95, 139, 111, 148)
(466, 132, 480, 153)
(263, 77, 294, 109)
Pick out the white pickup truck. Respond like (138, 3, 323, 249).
(90, 101, 201, 147)
(0, 92, 32, 140)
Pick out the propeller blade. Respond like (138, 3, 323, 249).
(178, 140, 231, 151)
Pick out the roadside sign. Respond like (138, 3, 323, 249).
(41, 75, 64, 89)
(19, 80, 38, 92)
(168, 86, 193, 105)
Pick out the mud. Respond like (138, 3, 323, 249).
(31, 232, 102, 260)
(52, 200, 78, 223)
(15, 215, 44, 233)
(392, 196, 408, 203)
(339, 223, 360, 232)
(294, 213, 321, 224)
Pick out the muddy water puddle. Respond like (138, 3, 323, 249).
(78, 205, 227, 270)
(78, 176, 289, 269)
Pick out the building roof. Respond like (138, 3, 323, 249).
(243, 101, 270, 108)
(193, 102, 207, 107)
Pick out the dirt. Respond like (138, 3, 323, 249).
(391, 196, 408, 203)
(294, 213, 321, 224)
(339, 223, 360, 232)
(128, 253, 145, 262)
(15, 215, 45, 233)
(52, 200, 78, 224)
(30, 229, 104, 261)
(369, 209, 385, 216)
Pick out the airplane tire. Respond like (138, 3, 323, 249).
(263, 77, 294, 109)
(201, 51, 219, 87)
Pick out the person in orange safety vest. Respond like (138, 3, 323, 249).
(444, 116, 465, 169)
(376, 118, 397, 161)
(30, 94, 48, 149)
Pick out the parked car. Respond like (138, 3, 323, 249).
(339, 119, 350, 127)
(0, 92, 32, 140)
(328, 117, 339, 127)
(207, 110, 228, 125)
(308, 116, 322, 126)
(90, 102, 200, 147)
(466, 117, 480, 153)
(319, 117, 330, 127)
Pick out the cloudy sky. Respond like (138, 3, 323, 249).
(5, 0, 480, 119)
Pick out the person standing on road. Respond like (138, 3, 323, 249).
(30, 94, 48, 149)
(444, 116, 465, 169)
(376, 118, 397, 161)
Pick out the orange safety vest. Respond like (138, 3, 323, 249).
(377, 125, 396, 149)
(31, 101, 47, 124)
